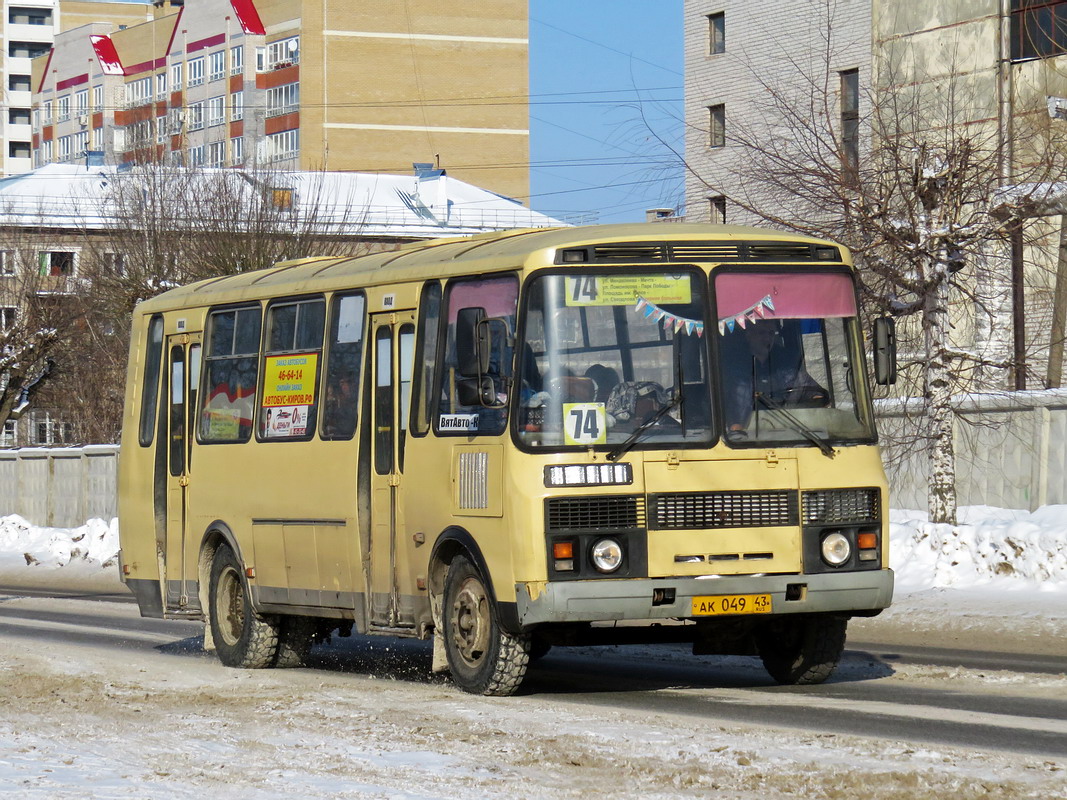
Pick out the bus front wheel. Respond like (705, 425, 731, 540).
(442, 555, 531, 696)
(756, 615, 847, 685)
(209, 544, 280, 669)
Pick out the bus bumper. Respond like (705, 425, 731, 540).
(515, 569, 894, 627)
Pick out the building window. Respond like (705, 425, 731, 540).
(1011, 0, 1067, 60)
(708, 104, 725, 148)
(188, 57, 204, 87)
(708, 12, 725, 54)
(0, 420, 16, 448)
(101, 252, 125, 275)
(9, 7, 52, 25)
(840, 68, 860, 175)
(709, 196, 726, 224)
(0, 251, 14, 276)
(170, 62, 183, 91)
(9, 75, 31, 92)
(230, 45, 244, 76)
(93, 85, 103, 111)
(266, 36, 300, 70)
(31, 413, 74, 446)
(8, 41, 50, 59)
(156, 72, 167, 99)
(9, 108, 30, 125)
(188, 101, 204, 131)
(207, 140, 225, 167)
(41, 140, 53, 162)
(93, 125, 103, 147)
(58, 135, 72, 160)
(9, 142, 30, 159)
(267, 129, 299, 162)
(125, 77, 151, 106)
(0, 306, 17, 330)
(266, 82, 299, 117)
(75, 89, 88, 117)
(39, 250, 75, 276)
(168, 108, 182, 135)
(207, 95, 225, 127)
(72, 130, 87, 155)
(209, 50, 225, 82)
(190, 144, 205, 166)
(58, 95, 71, 122)
(231, 91, 243, 121)
(231, 136, 243, 165)
(157, 114, 167, 143)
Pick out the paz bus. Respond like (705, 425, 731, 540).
(118, 223, 897, 695)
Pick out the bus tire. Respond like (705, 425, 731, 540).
(756, 615, 847, 685)
(209, 544, 279, 669)
(443, 555, 530, 696)
(274, 615, 316, 668)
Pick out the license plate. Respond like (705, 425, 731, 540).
(692, 593, 772, 616)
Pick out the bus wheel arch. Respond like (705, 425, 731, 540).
(197, 521, 245, 653)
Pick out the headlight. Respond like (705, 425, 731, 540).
(590, 538, 624, 573)
(821, 532, 851, 566)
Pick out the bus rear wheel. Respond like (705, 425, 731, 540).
(209, 544, 279, 669)
(442, 556, 530, 696)
(756, 615, 847, 685)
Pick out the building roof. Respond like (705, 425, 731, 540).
(0, 162, 559, 238)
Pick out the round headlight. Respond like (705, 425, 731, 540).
(821, 532, 851, 566)
(590, 538, 624, 573)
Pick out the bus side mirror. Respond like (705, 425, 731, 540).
(874, 317, 897, 385)
(456, 306, 489, 378)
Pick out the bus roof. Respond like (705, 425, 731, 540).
(134, 222, 850, 314)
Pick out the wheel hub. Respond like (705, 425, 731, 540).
(450, 576, 490, 668)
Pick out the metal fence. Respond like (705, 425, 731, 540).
(0, 391, 1065, 527)
(0, 445, 118, 527)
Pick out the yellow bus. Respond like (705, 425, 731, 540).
(118, 223, 896, 695)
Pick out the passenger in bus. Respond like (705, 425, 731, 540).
(323, 370, 358, 438)
(723, 319, 827, 432)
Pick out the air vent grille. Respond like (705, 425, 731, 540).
(555, 240, 841, 264)
(748, 243, 819, 261)
(802, 488, 881, 525)
(670, 243, 741, 261)
(546, 495, 645, 531)
(650, 491, 799, 529)
(591, 244, 665, 262)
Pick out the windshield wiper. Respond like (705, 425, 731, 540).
(754, 392, 836, 458)
(606, 393, 682, 462)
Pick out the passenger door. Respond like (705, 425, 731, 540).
(162, 332, 202, 609)
(368, 312, 417, 627)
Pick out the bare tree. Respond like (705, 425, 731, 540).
(685, 6, 1067, 523)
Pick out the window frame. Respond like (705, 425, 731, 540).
(197, 303, 263, 444)
(708, 12, 725, 54)
(708, 103, 725, 148)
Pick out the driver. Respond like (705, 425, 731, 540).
(724, 319, 827, 432)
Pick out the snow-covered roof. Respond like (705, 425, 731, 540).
(0, 163, 562, 239)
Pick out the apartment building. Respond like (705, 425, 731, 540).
(29, 0, 529, 200)
(0, 0, 151, 176)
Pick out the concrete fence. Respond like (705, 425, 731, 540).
(0, 445, 119, 528)
(1, 392, 1066, 528)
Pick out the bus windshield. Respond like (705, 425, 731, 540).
(516, 271, 713, 449)
(714, 270, 876, 447)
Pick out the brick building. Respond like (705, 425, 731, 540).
(29, 0, 529, 200)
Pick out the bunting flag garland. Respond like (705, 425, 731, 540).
(634, 296, 705, 337)
(716, 295, 776, 335)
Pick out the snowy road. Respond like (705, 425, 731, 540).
(0, 589, 1064, 799)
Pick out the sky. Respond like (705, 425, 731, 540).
(528, 1, 684, 225)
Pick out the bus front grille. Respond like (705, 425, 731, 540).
(802, 488, 880, 524)
(545, 495, 645, 531)
(649, 491, 799, 529)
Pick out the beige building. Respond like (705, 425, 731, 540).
(29, 0, 529, 200)
(1, 0, 152, 176)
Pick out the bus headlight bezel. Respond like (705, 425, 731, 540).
(590, 538, 624, 573)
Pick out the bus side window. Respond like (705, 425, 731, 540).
(259, 297, 326, 440)
(199, 305, 262, 443)
(138, 315, 164, 446)
(410, 281, 441, 436)
(436, 275, 518, 436)
(321, 293, 366, 440)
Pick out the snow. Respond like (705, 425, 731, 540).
(3, 505, 1065, 598)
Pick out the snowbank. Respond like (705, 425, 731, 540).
(890, 506, 1067, 593)
(0, 507, 1064, 599)
(0, 515, 119, 576)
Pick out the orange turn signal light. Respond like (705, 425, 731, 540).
(553, 541, 574, 560)
(857, 532, 878, 550)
